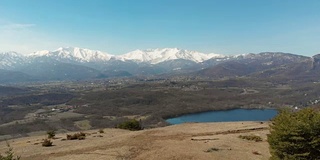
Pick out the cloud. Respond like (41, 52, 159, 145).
(0, 20, 42, 54)
(0, 20, 68, 54)
(0, 23, 36, 30)
(0, 25, 68, 54)
(0, 22, 38, 54)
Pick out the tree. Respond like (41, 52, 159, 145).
(117, 119, 142, 131)
(46, 130, 55, 139)
(0, 142, 20, 160)
(268, 108, 320, 160)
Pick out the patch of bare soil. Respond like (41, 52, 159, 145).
(0, 121, 271, 160)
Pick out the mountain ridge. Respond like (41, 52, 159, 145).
(119, 48, 224, 64)
(0, 47, 317, 84)
(1, 47, 226, 66)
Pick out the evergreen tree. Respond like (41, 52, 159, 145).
(0, 142, 20, 160)
(117, 119, 142, 131)
(268, 108, 320, 160)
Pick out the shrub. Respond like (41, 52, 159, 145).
(66, 132, 86, 140)
(46, 130, 56, 139)
(98, 129, 104, 133)
(252, 151, 261, 155)
(204, 147, 220, 152)
(238, 134, 262, 142)
(77, 135, 85, 140)
(268, 108, 320, 160)
(116, 119, 142, 131)
(42, 139, 53, 147)
(0, 142, 21, 160)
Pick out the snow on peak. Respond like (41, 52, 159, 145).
(0, 51, 26, 69)
(53, 47, 113, 62)
(28, 50, 50, 56)
(1, 47, 225, 68)
(29, 47, 114, 62)
(118, 48, 225, 64)
(0, 51, 23, 57)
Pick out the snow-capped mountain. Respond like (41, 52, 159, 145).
(0, 47, 230, 83)
(24, 47, 225, 65)
(0, 47, 317, 84)
(0, 51, 26, 69)
(28, 47, 114, 63)
(119, 48, 224, 64)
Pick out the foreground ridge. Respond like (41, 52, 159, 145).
(0, 122, 271, 160)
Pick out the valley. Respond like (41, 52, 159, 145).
(1, 49, 320, 140)
(1, 75, 320, 140)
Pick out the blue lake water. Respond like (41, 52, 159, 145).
(166, 109, 278, 125)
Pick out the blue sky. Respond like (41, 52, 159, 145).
(0, 0, 319, 56)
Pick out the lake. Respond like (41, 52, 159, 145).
(166, 109, 278, 125)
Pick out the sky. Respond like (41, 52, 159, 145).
(0, 0, 319, 56)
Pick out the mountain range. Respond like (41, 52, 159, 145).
(0, 47, 319, 83)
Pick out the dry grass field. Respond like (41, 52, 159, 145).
(0, 121, 271, 160)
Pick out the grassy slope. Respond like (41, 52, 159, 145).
(0, 121, 271, 160)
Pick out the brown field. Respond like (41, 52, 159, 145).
(0, 121, 271, 160)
